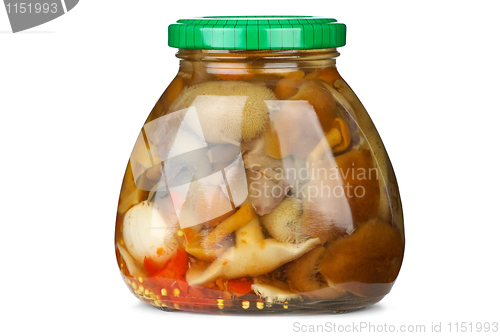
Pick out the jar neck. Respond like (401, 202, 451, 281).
(177, 48, 339, 71)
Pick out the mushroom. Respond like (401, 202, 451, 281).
(251, 283, 301, 303)
(261, 197, 310, 243)
(251, 273, 345, 303)
(274, 77, 306, 100)
(242, 135, 295, 215)
(306, 66, 342, 86)
(263, 123, 284, 159)
(285, 245, 327, 293)
(333, 148, 380, 225)
(169, 81, 276, 143)
(122, 198, 180, 268)
(318, 219, 404, 297)
(286, 79, 337, 133)
(321, 81, 360, 148)
(185, 217, 321, 286)
(116, 243, 145, 277)
(183, 227, 231, 262)
(203, 203, 256, 249)
(329, 118, 351, 153)
(308, 117, 351, 162)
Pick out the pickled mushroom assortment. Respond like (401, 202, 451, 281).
(115, 60, 404, 312)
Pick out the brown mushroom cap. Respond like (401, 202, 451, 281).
(334, 148, 380, 225)
(287, 79, 337, 133)
(285, 245, 327, 293)
(319, 219, 404, 287)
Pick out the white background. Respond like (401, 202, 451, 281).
(1, 1, 500, 335)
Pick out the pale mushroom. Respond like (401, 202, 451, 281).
(169, 81, 276, 143)
(116, 243, 145, 277)
(185, 217, 320, 286)
(261, 197, 311, 243)
(251, 277, 345, 303)
(122, 199, 180, 267)
(251, 283, 301, 303)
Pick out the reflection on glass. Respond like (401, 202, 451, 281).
(115, 60, 404, 313)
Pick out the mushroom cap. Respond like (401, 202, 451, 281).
(122, 200, 180, 267)
(288, 79, 336, 133)
(319, 219, 404, 286)
(116, 243, 144, 278)
(251, 283, 301, 303)
(170, 81, 276, 143)
(334, 148, 380, 225)
(261, 197, 310, 243)
(285, 245, 327, 292)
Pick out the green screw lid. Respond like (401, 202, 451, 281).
(168, 16, 346, 50)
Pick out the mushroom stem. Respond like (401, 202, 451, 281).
(203, 203, 256, 249)
(307, 137, 332, 164)
(325, 128, 342, 148)
(308, 117, 351, 162)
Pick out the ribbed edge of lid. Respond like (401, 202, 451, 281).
(168, 16, 346, 50)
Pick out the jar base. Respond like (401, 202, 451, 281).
(148, 295, 384, 314)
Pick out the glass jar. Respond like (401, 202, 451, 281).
(115, 16, 404, 314)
